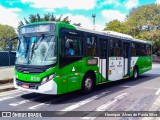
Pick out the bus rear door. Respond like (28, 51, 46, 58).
(123, 42, 131, 77)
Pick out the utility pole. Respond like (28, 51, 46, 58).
(92, 14, 96, 30)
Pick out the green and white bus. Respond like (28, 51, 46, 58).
(12, 22, 152, 94)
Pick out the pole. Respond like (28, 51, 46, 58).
(92, 14, 96, 30)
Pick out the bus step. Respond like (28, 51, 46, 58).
(98, 81, 108, 85)
(123, 76, 130, 79)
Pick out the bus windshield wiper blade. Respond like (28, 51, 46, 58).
(34, 34, 45, 50)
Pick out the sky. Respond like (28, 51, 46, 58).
(0, 0, 160, 31)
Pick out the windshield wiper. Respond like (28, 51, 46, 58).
(34, 34, 45, 50)
(29, 34, 45, 63)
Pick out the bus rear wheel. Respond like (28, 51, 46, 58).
(133, 67, 138, 80)
(81, 73, 94, 94)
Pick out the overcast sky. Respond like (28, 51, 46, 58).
(0, 0, 159, 31)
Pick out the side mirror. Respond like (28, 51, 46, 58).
(8, 36, 18, 53)
(9, 41, 13, 53)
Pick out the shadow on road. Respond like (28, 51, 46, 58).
(20, 73, 160, 105)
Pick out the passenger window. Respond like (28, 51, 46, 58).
(86, 35, 97, 56)
(146, 44, 151, 56)
(140, 44, 146, 56)
(109, 39, 122, 57)
(131, 43, 140, 56)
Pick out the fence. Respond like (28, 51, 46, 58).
(0, 51, 16, 66)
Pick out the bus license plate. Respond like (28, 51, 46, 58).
(22, 84, 29, 89)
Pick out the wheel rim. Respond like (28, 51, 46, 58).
(85, 77, 92, 90)
(134, 69, 137, 78)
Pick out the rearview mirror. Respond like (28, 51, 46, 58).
(8, 36, 18, 53)
(9, 41, 13, 53)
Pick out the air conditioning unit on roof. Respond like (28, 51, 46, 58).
(103, 30, 133, 39)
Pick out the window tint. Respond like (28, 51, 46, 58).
(60, 30, 83, 57)
(140, 44, 146, 56)
(62, 37, 82, 56)
(100, 38, 107, 58)
(86, 35, 97, 56)
(146, 44, 151, 56)
(60, 29, 83, 68)
(109, 39, 122, 57)
(131, 43, 140, 56)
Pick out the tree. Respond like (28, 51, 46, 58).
(125, 4, 160, 36)
(19, 13, 71, 28)
(104, 20, 127, 33)
(0, 24, 17, 51)
(104, 4, 160, 55)
(104, 4, 160, 37)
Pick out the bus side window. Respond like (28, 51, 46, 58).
(86, 35, 97, 56)
(110, 39, 122, 57)
(63, 37, 82, 56)
(140, 44, 146, 56)
(146, 44, 151, 56)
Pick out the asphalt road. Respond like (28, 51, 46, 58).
(1, 64, 160, 120)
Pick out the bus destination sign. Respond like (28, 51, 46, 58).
(21, 24, 51, 34)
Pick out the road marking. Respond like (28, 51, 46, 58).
(28, 94, 70, 110)
(28, 96, 61, 110)
(82, 93, 129, 120)
(0, 92, 28, 102)
(121, 85, 159, 90)
(0, 89, 23, 97)
(142, 95, 160, 120)
(9, 95, 46, 106)
(28, 101, 51, 110)
(155, 88, 160, 95)
(57, 91, 110, 115)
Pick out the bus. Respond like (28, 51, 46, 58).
(11, 22, 152, 95)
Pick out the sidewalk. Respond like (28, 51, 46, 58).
(0, 83, 15, 93)
(0, 66, 14, 80)
(0, 66, 15, 92)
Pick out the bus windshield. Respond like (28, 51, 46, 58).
(16, 35, 57, 66)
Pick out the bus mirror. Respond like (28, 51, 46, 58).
(8, 36, 18, 53)
(9, 41, 13, 53)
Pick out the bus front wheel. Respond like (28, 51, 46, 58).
(81, 73, 94, 94)
(133, 66, 138, 80)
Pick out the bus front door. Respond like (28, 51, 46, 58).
(123, 42, 130, 77)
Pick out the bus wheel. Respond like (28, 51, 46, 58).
(133, 67, 138, 80)
(81, 73, 94, 94)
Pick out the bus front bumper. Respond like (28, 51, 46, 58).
(14, 77, 57, 95)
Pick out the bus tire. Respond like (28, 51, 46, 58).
(81, 73, 94, 94)
(133, 66, 138, 80)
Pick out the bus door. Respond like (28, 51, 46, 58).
(99, 38, 108, 83)
(123, 42, 130, 77)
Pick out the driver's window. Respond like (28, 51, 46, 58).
(62, 36, 82, 56)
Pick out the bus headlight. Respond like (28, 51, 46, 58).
(41, 74, 55, 85)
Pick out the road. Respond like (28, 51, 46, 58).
(1, 63, 160, 120)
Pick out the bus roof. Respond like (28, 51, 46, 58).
(21, 21, 152, 44)
(74, 25, 151, 44)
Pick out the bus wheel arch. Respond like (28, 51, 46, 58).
(133, 65, 139, 80)
(81, 70, 96, 94)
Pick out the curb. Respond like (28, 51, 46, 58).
(0, 78, 13, 84)
(0, 87, 16, 93)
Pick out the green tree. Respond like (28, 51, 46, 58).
(104, 20, 127, 33)
(0, 24, 17, 51)
(104, 4, 160, 55)
(125, 4, 160, 36)
(19, 13, 71, 28)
